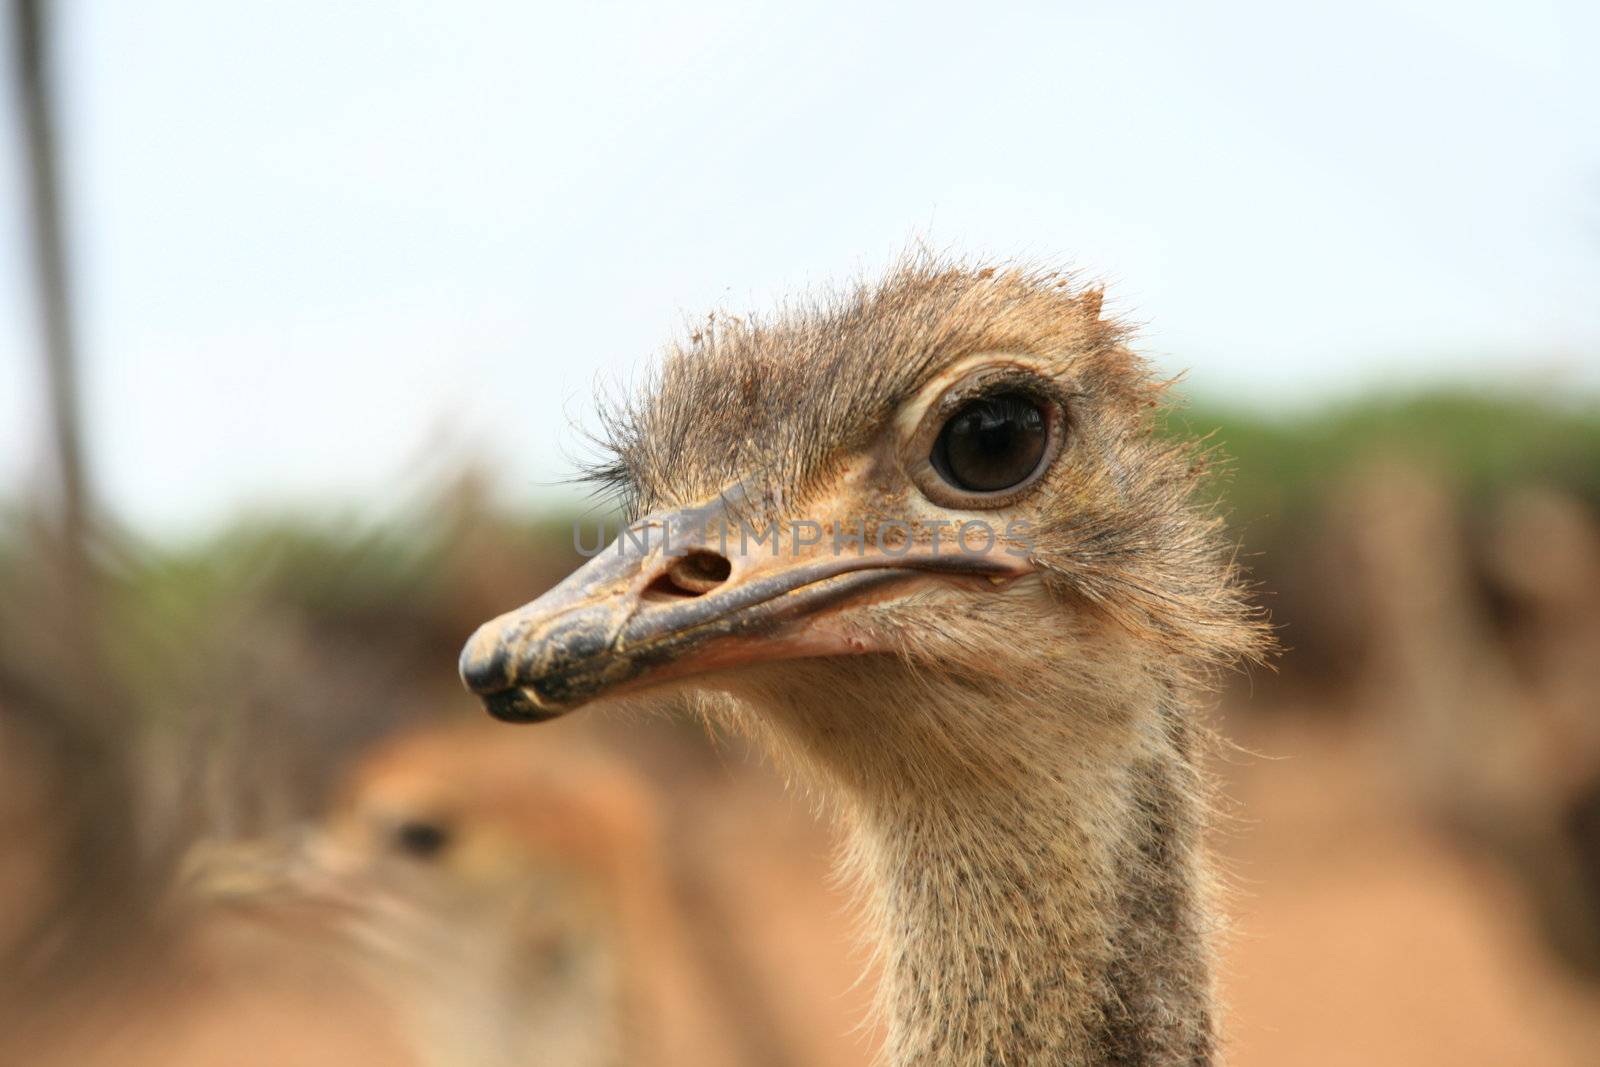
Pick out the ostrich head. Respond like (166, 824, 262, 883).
(460, 263, 1260, 766)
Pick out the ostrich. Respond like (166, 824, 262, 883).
(460, 262, 1268, 1065)
(320, 719, 752, 1067)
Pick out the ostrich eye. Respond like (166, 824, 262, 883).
(930, 392, 1049, 493)
(393, 819, 453, 860)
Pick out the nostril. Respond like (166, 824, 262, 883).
(647, 550, 733, 598)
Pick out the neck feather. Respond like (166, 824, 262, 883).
(731, 662, 1219, 1067)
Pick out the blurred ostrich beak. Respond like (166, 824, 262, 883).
(457, 493, 1028, 722)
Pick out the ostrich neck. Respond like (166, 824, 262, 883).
(816, 684, 1217, 1067)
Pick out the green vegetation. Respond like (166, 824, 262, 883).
(1168, 389, 1600, 534)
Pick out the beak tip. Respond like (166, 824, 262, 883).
(458, 627, 510, 695)
(459, 622, 576, 724)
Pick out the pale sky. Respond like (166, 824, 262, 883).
(2, 0, 1597, 535)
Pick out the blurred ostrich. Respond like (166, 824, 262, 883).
(315, 720, 746, 1067)
(461, 262, 1268, 1065)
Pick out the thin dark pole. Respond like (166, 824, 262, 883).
(3, 1, 146, 988)
(11, 0, 92, 555)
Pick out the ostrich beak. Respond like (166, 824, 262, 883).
(458, 494, 1030, 722)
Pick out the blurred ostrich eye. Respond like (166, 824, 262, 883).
(930, 393, 1050, 493)
(393, 819, 453, 860)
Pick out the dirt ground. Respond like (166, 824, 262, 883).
(1218, 712, 1599, 1067)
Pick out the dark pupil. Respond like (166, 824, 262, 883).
(394, 819, 452, 859)
(932, 393, 1048, 493)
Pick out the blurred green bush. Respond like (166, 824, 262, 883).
(1173, 389, 1600, 534)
